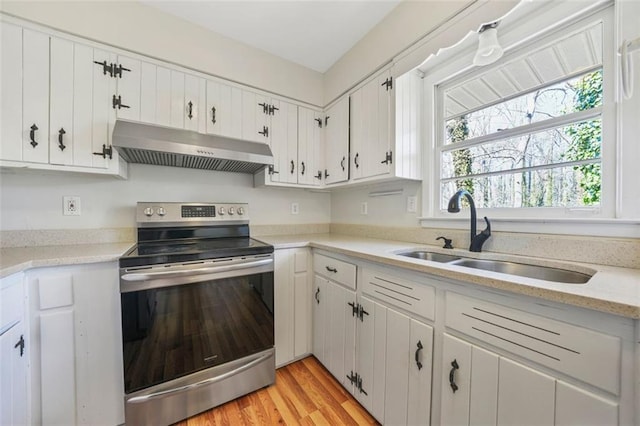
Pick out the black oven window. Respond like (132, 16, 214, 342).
(121, 272, 274, 393)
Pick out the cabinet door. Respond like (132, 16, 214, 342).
(22, 29, 50, 164)
(324, 97, 349, 184)
(139, 62, 157, 124)
(357, 296, 386, 423)
(72, 44, 95, 168)
(497, 357, 555, 426)
(385, 308, 411, 425)
(156, 66, 172, 127)
(91, 48, 116, 168)
(312, 275, 326, 364)
(440, 334, 472, 425)
(274, 250, 294, 367)
(324, 280, 356, 390)
(49, 37, 74, 165)
(371, 70, 392, 177)
(1, 22, 23, 161)
(206, 80, 242, 138)
(170, 70, 185, 128)
(0, 324, 27, 426)
(242, 91, 270, 143)
(184, 74, 206, 132)
(407, 319, 433, 426)
(115, 55, 141, 121)
(298, 107, 323, 186)
(269, 99, 297, 184)
(293, 250, 311, 358)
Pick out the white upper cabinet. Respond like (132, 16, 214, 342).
(49, 38, 74, 166)
(184, 74, 206, 133)
(323, 97, 349, 184)
(242, 90, 271, 144)
(297, 107, 323, 186)
(0, 22, 23, 162)
(22, 29, 50, 164)
(269, 99, 298, 184)
(350, 69, 392, 180)
(206, 80, 242, 139)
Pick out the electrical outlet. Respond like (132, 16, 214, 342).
(360, 202, 368, 215)
(290, 202, 299, 215)
(63, 196, 81, 216)
(407, 196, 417, 213)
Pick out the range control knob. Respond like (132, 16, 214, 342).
(228, 207, 235, 215)
(218, 206, 225, 216)
(156, 207, 166, 217)
(237, 207, 245, 215)
(143, 207, 154, 217)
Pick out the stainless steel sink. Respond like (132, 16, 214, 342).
(397, 251, 461, 263)
(448, 259, 592, 284)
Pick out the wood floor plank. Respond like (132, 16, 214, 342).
(174, 356, 379, 426)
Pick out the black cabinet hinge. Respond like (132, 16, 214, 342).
(268, 164, 279, 175)
(113, 63, 131, 79)
(258, 126, 269, 138)
(315, 171, 322, 180)
(268, 104, 279, 115)
(93, 144, 113, 160)
(346, 371, 368, 395)
(315, 118, 323, 128)
(347, 301, 358, 317)
(112, 95, 130, 110)
(346, 371, 358, 386)
(381, 76, 393, 91)
(381, 151, 393, 165)
(324, 116, 330, 127)
(93, 60, 114, 77)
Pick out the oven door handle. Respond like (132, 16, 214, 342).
(126, 351, 272, 403)
(121, 258, 273, 282)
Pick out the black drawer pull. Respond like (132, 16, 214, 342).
(325, 266, 337, 273)
(449, 359, 459, 393)
(29, 124, 38, 148)
(211, 106, 217, 124)
(58, 128, 66, 151)
(301, 161, 305, 175)
(341, 156, 345, 171)
(290, 160, 295, 174)
(415, 340, 424, 370)
(315, 287, 320, 304)
(354, 152, 359, 168)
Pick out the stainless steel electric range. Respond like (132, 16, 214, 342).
(119, 202, 275, 425)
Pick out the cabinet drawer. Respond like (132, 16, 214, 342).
(445, 292, 621, 395)
(313, 253, 356, 290)
(362, 269, 435, 321)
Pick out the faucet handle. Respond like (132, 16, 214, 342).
(436, 236, 454, 249)
(470, 217, 491, 252)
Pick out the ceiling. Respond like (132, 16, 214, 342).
(140, 0, 401, 73)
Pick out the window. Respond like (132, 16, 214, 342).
(435, 19, 611, 215)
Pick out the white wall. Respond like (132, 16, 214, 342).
(323, 0, 473, 103)
(330, 181, 421, 227)
(0, 165, 330, 230)
(0, 1, 323, 106)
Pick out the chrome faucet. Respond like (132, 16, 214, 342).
(447, 189, 491, 252)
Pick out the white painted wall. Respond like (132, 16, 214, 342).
(0, 1, 323, 106)
(323, 0, 473, 103)
(0, 165, 330, 230)
(330, 181, 421, 227)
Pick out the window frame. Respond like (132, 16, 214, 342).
(422, 4, 617, 223)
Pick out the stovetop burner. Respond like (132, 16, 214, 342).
(120, 202, 274, 269)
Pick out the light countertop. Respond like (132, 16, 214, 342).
(1, 233, 638, 319)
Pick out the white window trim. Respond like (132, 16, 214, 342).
(418, 1, 640, 236)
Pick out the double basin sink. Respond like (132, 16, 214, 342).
(398, 250, 592, 284)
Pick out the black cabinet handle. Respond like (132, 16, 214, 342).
(301, 161, 305, 175)
(290, 160, 295, 174)
(449, 359, 459, 393)
(354, 153, 359, 168)
(14, 335, 25, 357)
(415, 340, 424, 370)
(29, 124, 38, 148)
(315, 287, 320, 304)
(340, 156, 345, 171)
(325, 266, 337, 273)
(187, 101, 193, 120)
(211, 106, 217, 124)
(58, 128, 66, 151)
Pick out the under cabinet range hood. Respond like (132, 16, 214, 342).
(112, 120, 273, 173)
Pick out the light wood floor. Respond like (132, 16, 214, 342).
(174, 356, 379, 425)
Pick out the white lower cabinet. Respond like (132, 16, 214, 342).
(274, 248, 311, 367)
(440, 333, 618, 426)
(27, 262, 124, 425)
(0, 273, 27, 426)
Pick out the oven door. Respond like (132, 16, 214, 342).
(119, 255, 274, 395)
